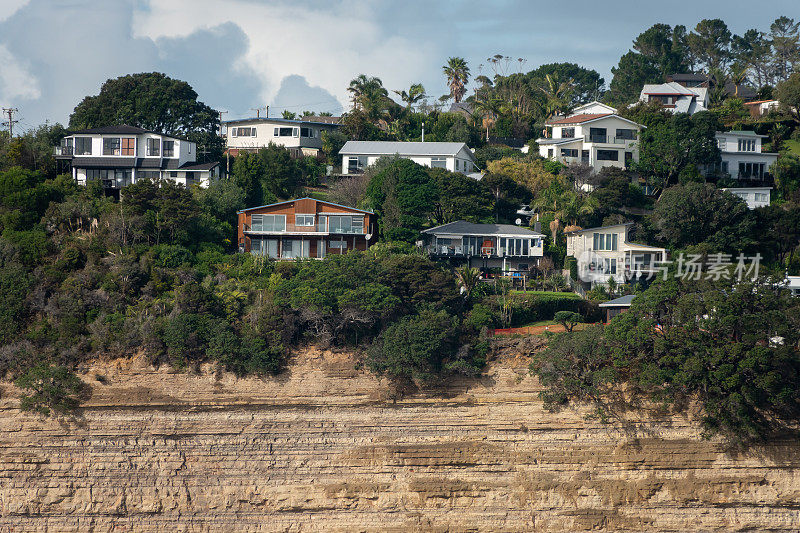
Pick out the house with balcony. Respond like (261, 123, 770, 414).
(55, 125, 218, 191)
(536, 114, 643, 172)
(421, 221, 545, 276)
(638, 81, 708, 114)
(705, 131, 778, 184)
(237, 198, 376, 259)
(566, 223, 667, 288)
(339, 141, 477, 175)
(721, 187, 771, 209)
(224, 117, 340, 158)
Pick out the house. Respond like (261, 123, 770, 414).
(706, 131, 778, 184)
(566, 223, 667, 287)
(536, 114, 643, 172)
(339, 141, 477, 175)
(54, 125, 218, 191)
(743, 100, 781, 118)
(237, 197, 376, 259)
(665, 73, 707, 88)
(721, 187, 771, 209)
(569, 101, 617, 116)
(786, 276, 800, 297)
(639, 81, 708, 114)
(598, 294, 636, 323)
(224, 117, 340, 158)
(421, 221, 545, 275)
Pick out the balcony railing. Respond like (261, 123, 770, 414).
(425, 244, 541, 258)
(246, 222, 366, 235)
(54, 145, 73, 156)
(586, 135, 636, 144)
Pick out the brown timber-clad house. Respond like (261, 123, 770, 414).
(237, 198, 376, 259)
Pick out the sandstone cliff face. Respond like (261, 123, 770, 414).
(1, 347, 799, 532)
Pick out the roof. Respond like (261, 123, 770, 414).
(743, 99, 779, 105)
(641, 82, 706, 98)
(300, 115, 341, 124)
(179, 161, 219, 171)
(536, 137, 582, 145)
(237, 197, 374, 215)
(547, 113, 612, 125)
(422, 221, 545, 237)
(570, 101, 617, 115)
(67, 124, 191, 142)
(224, 116, 340, 128)
(339, 141, 475, 160)
(599, 294, 637, 307)
(69, 157, 214, 171)
(565, 223, 633, 235)
(720, 130, 767, 137)
(668, 73, 707, 81)
(72, 157, 137, 168)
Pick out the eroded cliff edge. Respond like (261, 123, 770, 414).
(1, 347, 799, 532)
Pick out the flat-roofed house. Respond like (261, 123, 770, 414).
(421, 221, 545, 276)
(339, 141, 477, 175)
(537, 114, 643, 172)
(54, 125, 218, 191)
(721, 187, 771, 209)
(224, 117, 340, 157)
(708, 131, 778, 184)
(237, 198, 376, 259)
(566, 223, 667, 288)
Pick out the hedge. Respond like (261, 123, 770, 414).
(496, 292, 601, 326)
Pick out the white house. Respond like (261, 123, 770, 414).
(743, 99, 781, 118)
(537, 114, 643, 172)
(709, 131, 778, 183)
(566, 223, 667, 287)
(569, 101, 617, 116)
(721, 187, 771, 209)
(421, 221, 545, 275)
(639, 82, 708, 114)
(339, 141, 477, 175)
(786, 276, 800, 297)
(54, 125, 218, 190)
(224, 117, 340, 157)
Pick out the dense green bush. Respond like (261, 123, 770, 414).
(15, 364, 89, 416)
(501, 292, 600, 326)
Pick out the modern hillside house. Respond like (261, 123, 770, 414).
(339, 141, 477, 175)
(569, 101, 617, 115)
(237, 198, 376, 259)
(566, 223, 667, 288)
(721, 187, 771, 209)
(421, 221, 545, 276)
(224, 117, 340, 157)
(54, 125, 218, 191)
(707, 131, 778, 184)
(638, 81, 709, 114)
(537, 114, 643, 171)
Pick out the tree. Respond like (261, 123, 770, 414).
(554, 310, 582, 332)
(650, 182, 754, 252)
(486, 157, 556, 197)
(231, 151, 266, 206)
(769, 16, 800, 82)
(428, 167, 492, 224)
(731, 29, 774, 88)
(688, 19, 732, 78)
(527, 63, 604, 106)
(443, 57, 470, 103)
(281, 110, 297, 120)
(633, 24, 688, 77)
(481, 172, 531, 223)
(775, 73, 800, 123)
(538, 73, 574, 119)
(609, 51, 662, 105)
(393, 83, 427, 108)
(455, 266, 482, 302)
(15, 364, 88, 416)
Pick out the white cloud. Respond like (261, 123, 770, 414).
(0, 0, 30, 22)
(0, 43, 40, 103)
(132, 0, 438, 116)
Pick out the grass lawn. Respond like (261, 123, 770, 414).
(509, 290, 580, 298)
(518, 319, 558, 328)
(784, 139, 800, 156)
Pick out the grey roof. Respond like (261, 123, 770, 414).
(67, 124, 190, 142)
(224, 116, 340, 128)
(565, 222, 633, 235)
(237, 197, 373, 215)
(536, 137, 581, 145)
(340, 141, 474, 160)
(179, 161, 219, 171)
(723, 130, 766, 137)
(71, 157, 137, 168)
(599, 294, 637, 307)
(422, 221, 545, 237)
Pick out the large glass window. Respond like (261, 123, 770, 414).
(300, 127, 315, 138)
(274, 127, 297, 137)
(75, 137, 92, 155)
(589, 127, 607, 143)
(102, 138, 120, 155)
(616, 128, 637, 140)
(738, 138, 756, 151)
(560, 148, 578, 158)
(597, 150, 619, 161)
(295, 214, 315, 226)
(163, 140, 175, 157)
(328, 215, 363, 234)
(146, 138, 160, 156)
(430, 157, 447, 168)
(592, 232, 618, 251)
(250, 214, 286, 232)
(348, 156, 367, 173)
(121, 138, 135, 156)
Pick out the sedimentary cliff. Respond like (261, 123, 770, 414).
(1, 345, 799, 532)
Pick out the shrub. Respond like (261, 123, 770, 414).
(554, 311, 582, 332)
(501, 292, 600, 326)
(15, 364, 89, 416)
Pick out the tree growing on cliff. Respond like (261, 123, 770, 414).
(15, 364, 89, 416)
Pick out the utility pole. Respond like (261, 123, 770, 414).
(2, 107, 19, 138)
(216, 110, 229, 176)
(250, 106, 268, 118)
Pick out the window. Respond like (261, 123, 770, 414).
(295, 214, 315, 226)
(328, 215, 363, 234)
(233, 127, 255, 137)
(616, 128, 636, 140)
(592, 232, 618, 251)
(716, 138, 725, 149)
(328, 240, 347, 250)
(430, 157, 447, 168)
(300, 127, 315, 138)
(455, 159, 460, 171)
(138, 170, 160, 180)
(163, 140, 175, 157)
(581, 150, 589, 161)
(755, 192, 769, 202)
(348, 156, 367, 173)
(560, 148, 578, 158)
(561, 127, 575, 138)
(250, 214, 286, 232)
(75, 137, 92, 155)
(274, 127, 296, 137)
(121, 138, 135, 156)
(738, 138, 756, 151)
(547, 148, 554, 158)
(589, 127, 607, 143)
(86, 168, 132, 187)
(597, 149, 619, 161)
(738, 162, 765, 179)
(146, 138, 160, 156)
(169, 171, 178, 178)
(102, 137, 120, 155)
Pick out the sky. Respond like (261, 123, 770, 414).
(0, 0, 797, 130)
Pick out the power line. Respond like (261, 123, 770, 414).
(2, 107, 19, 138)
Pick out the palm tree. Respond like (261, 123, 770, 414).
(455, 266, 482, 301)
(393, 83, 426, 108)
(730, 64, 748, 97)
(281, 110, 297, 120)
(347, 75, 389, 122)
(443, 57, 471, 103)
(538, 73, 574, 119)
